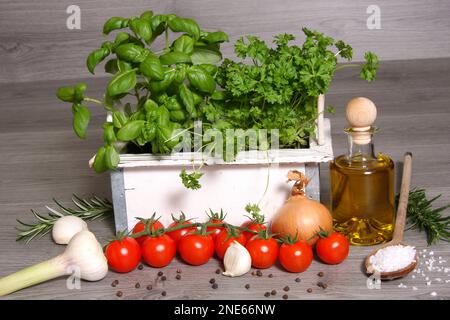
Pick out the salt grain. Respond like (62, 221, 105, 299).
(369, 245, 416, 273)
(430, 291, 437, 296)
(412, 286, 418, 291)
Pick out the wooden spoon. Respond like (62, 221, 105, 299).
(365, 152, 418, 280)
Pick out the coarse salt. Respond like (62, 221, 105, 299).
(430, 291, 437, 296)
(369, 245, 416, 273)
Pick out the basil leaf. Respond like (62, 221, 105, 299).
(187, 66, 216, 94)
(142, 122, 156, 142)
(107, 69, 137, 96)
(104, 59, 119, 74)
(117, 120, 145, 141)
(159, 51, 191, 65)
(140, 55, 164, 80)
(115, 44, 148, 63)
(56, 86, 75, 102)
(105, 144, 120, 169)
(129, 17, 152, 43)
(143, 99, 159, 113)
(87, 48, 109, 74)
(140, 10, 154, 21)
(114, 32, 130, 46)
(149, 69, 175, 93)
(211, 90, 226, 100)
(72, 104, 90, 139)
(179, 84, 195, 115)
(103, 123, 116, 143)
(112, 111, 128, 128)
(168, 17, 200, 39)
(203, 31, 229, 44)
(191, 48, 222, 65)
(103, 17, 129, 35)
(93, 146, 108, 173)
(150, 14, 167, 32)
(170, 110, 185, 122)
(165, 96, 182, 111)
(173, 35, 195, 54)
(74, 83, 87, 102)
(198, 63, 218, 76)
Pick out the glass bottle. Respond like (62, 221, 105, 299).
(330, 97, 395, 246)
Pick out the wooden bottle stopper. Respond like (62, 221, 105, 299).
(345, 97, 377, 145)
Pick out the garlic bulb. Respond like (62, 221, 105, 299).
(52, 216, 88, 244)
(222, 241, 252, 277)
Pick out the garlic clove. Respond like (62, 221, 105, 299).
(222, 241, 252, 277)
(52, 216, 88, 245)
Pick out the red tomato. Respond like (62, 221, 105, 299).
(141, 235, 176, 268)
(105, 237, 142, 273)
(206, 210, 227, 239)
(215, 229, 247, 260)
(178, 233, 215, 266)
(279, 240, 313, 272)
(166, 213, 197, 244)
(241, 221, 267, 241)
(132, 217, 164, 245)
(316, 232, 350, 265)
(245, 235, 279, 269)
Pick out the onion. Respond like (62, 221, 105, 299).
(271, 170, 333, 246)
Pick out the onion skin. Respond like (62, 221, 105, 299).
(271, 195, 333, 246)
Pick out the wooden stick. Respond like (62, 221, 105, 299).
(393, 152, 413, 242)
(317, 94, 325, 145)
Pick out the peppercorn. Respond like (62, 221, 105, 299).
(209, 278, 216, 284)
(318, 271, 324, 277)
(135, 282, 140, 289)
(146, 285, 152, 290)
(215, 269, 221, 274)
(256, 270, 263, 277)
(161, 276, 167, 281)
(116, 290, 123, 297)
(295, 278, 301, 283)
(111, 280, 119, 287)
(175, 274, 181, 280)
(307, 288, 313, 293)
(264, 292, 270, 297)
(137, 264, 144, 270)
(176, 269, 182, 274)
(161, 291, 167, 296)
(271, 290, 277, 296)
(158, 271, 164, 276)
(283, 286, 290, 292)
(268, 273, 273, 278)
(212, 283, 218, 289)
(251, 271, 256, 276)
(282, 294, 289, 300)
(245, 284, 250, 289)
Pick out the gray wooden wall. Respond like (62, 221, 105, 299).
(1, 0, 449, 83)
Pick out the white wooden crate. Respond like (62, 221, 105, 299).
(110, 117, 333, 232)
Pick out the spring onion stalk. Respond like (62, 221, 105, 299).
(0, 231, 107, 296)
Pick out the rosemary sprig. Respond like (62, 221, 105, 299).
(16, 195, 113, 243)
(397, 188, 450, 246)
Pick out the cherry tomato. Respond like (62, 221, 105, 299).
(316, 232, 350, 265)
(206, 210, 227, 239)
(178, 233, 215, 266)
(279, 240, 313, 273)
(241, 221, 267, 241)
(215, 228, 247, 260)
(105, 237, 142, 273)
(141, 234, 176, 268)
(245, 235, 279, 269)
(132, 217, 164, 245)
(166, 213, 197, 244)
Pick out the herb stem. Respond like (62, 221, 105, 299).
(83, 97, 103, 105)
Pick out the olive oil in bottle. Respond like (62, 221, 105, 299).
(330, 97, 395, 246)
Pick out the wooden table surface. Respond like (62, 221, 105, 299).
(0, 58, 449, 300)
